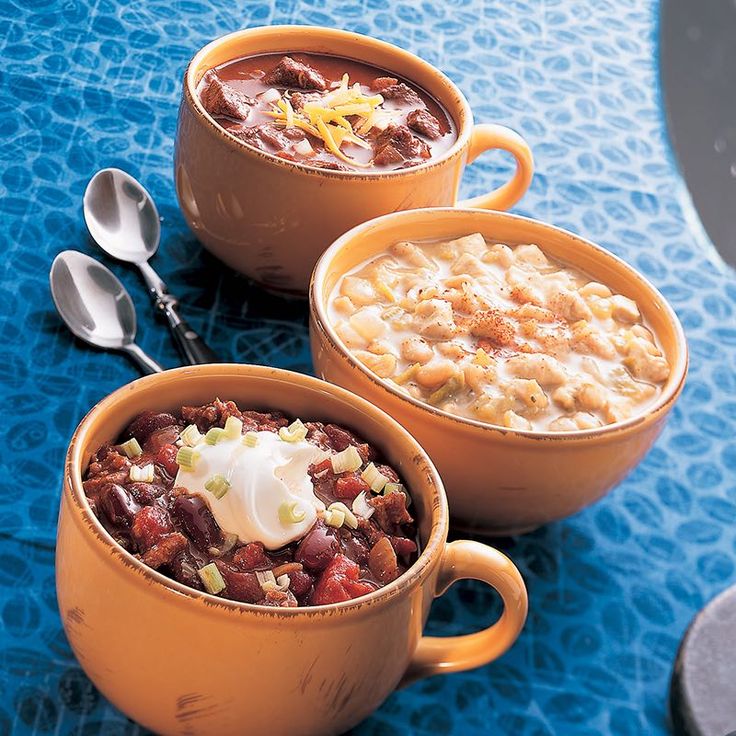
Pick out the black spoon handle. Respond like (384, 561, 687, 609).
(169, 313, 219, 365)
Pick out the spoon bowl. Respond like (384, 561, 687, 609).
(83, 168, 160, 264)
(50, 251, 163, 374)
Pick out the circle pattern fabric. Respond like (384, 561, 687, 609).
(2, 0, 736, 734)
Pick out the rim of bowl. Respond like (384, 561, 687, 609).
(65, 364, 448, 616)
(183, 25, 473, 180)
(310, 207, 689, 441)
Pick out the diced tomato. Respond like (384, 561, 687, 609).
(335, 474, 369, 501)
(312, 554, 375, 605)
(310, 458, 332, 476)
(155, 443, 179, 478)
(131, 505, 173, 551)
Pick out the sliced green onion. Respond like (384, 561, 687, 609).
(328, 501, 358, 530)
(256, 569, 277, 591)
(278, 418, 308, 443)
(175, 446, 200, 471)
(384, 482, 411, 506)
(243, 431, 259, 448)
(129, 463, 154, 483)
(120, 438, 142, 458)
(352, 491, 375, 520)
(205, 473, 231, 500)
(330, 445, 362, 474)
(324, 508, 345, 528)
(279, 500, 306, 524)
(361, 462, 389, 493)
(223, 416, 243, 440)
(198, 563, 226, 595)
(204, 427, 225, 445)
(179, 424, 202, 447)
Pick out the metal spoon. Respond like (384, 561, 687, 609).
(50, 250, 164, 374)
(83, 167, 218, 365)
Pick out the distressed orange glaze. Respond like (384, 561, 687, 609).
(56, 365, 527, 735)
(309, 208, 689, 535)
(175, 26, 534, 293)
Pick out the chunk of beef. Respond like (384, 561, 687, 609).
(127, 481, 165, 506)
(289, 91, 321, 111)
(82, 468, 129, 497)
(181, 399, 287, 433)
(234, 123, 310, 155)
(141, 533, 188, 570)
(376, 82, 422, 107)
(232, 542, 269, 571)
(407, 108, 442, 140)
(372, 124, 431, 167)
(264, 56, 327, 91)
(309, 159, 352, 172)
(84, 446, 130, 497)
(369, 491, 413, 535)
(371, 76, 399, 91)
(200, 73, 254, 120)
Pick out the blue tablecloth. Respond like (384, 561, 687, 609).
(2, 0, 736, 733)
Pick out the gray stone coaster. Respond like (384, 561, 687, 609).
(670, 585, 736, 736)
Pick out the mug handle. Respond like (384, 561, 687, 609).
(456, 123, 534, 210)
(400, 540, 528, 686)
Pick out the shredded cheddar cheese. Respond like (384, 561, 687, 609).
(264, 73, 387, 167)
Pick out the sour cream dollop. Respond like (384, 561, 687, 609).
(174, 431, 328, 550)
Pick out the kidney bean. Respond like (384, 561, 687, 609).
(124, 411, 178, 445)
(100, 484, 140, 527)
(145, 426, 182, 453)
(214, 561, 263, 603)
(294, 521, 339, 571)
(289, 570, 314, 598)
(171, 494, 222, 551)
(170, 549, 204, 591)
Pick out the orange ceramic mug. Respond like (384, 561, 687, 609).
(57, 365, 528, 735)
(175, 26, 534, 293)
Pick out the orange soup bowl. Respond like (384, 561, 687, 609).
(309, 208, 688, 535)
(175, 25, 534, 293)
(57, 364, 528, 736)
